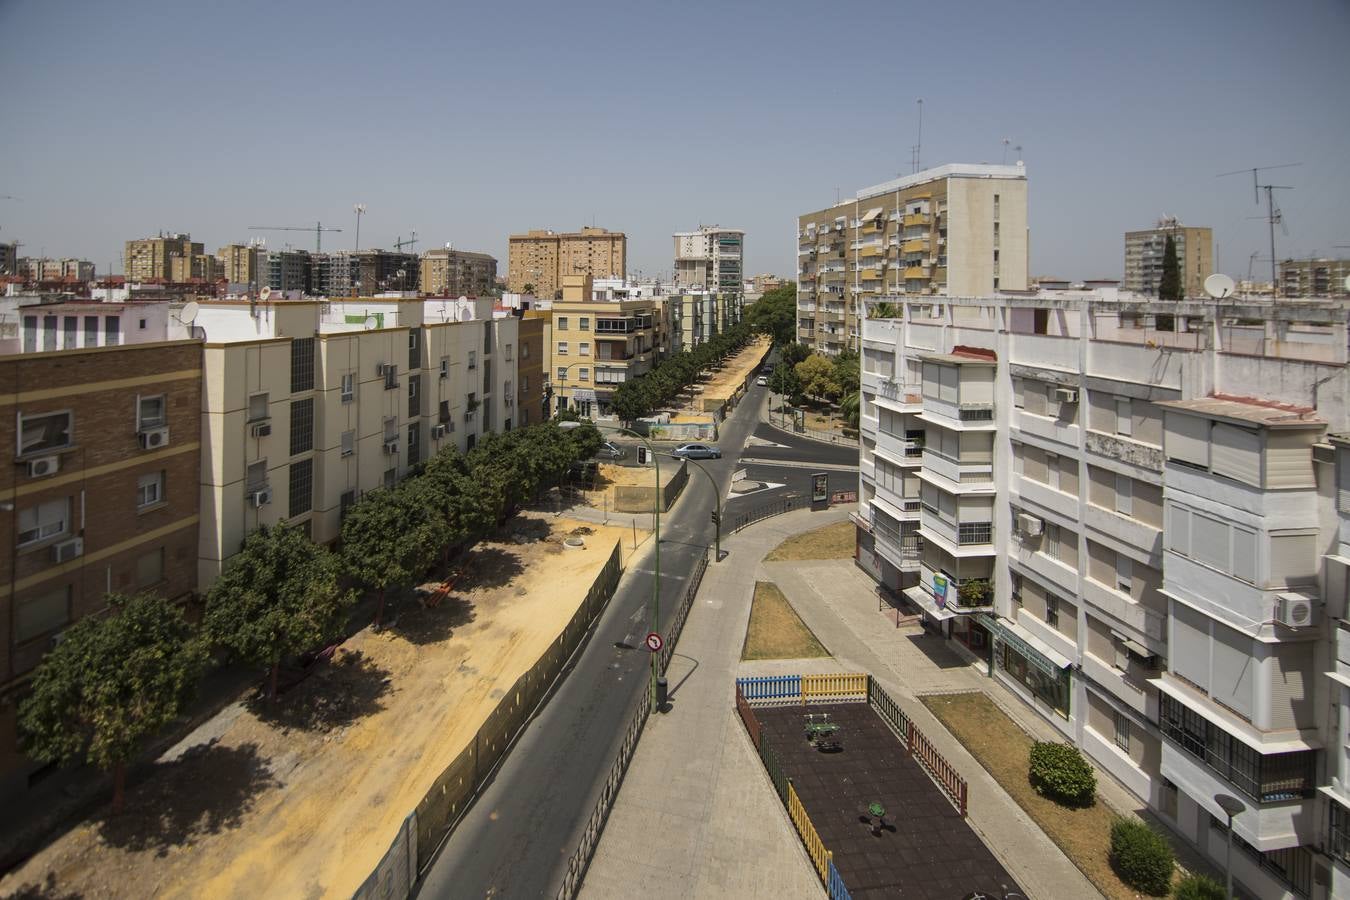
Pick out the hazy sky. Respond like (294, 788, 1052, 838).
(3, 0, 1348, 284)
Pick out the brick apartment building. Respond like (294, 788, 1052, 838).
(0, 341, 202, 799)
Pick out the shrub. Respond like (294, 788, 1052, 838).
(1172, 874, 1224, 900)
(1028, 741, 1096, 807)
(1110, 817, 1175, 896)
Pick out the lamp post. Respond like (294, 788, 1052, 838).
(353, 203, 366, 252)
(679, 456, 723, 562)
(1215, 793, 1246, 899)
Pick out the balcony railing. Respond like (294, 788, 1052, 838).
(958, 522, 993, 545)
(959, 403, 994, 422)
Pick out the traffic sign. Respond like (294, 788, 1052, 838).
(644, 632, 664, 652)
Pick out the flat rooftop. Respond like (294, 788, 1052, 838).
(1157, 394, 1325, 427)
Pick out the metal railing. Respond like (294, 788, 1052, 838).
(730, 495, 811, 533)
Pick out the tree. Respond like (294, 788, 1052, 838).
(522, 283, 536, 295)
(840, 391, 860, 429)
(21, 594, 207, 812)
(780, 341, 811, 368)
(768, 365, 801, 401)
(795, 353, 841, 401)
(206, 523, 353, 697)
(870, 301, 900, 319)
(832, 349, 860, 397)
(340, 489, 429, 630)
(745, 283, 797, 346)
(1158, 233, 1182, 301)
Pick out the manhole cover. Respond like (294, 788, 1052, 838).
(564, 537, 585, 549)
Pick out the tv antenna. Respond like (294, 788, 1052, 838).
(1001, 138, 1011, 165)
(1218, 163, 1300, 298)
(911, 98, 924, 173)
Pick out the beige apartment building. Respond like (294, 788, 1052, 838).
(217, 243, 263, 287)
(673, 226, 744, 295)
(507, 227, 626, 297)
(797, 164, 1028, 355)
(193, 297, 518, 588)
(419, 248, 498, 296)
(169, 253, 222, 283)
(547, 275, 658, 417)
(1279, 257, 1350, 298)
(125, 233, 203, 282)
(1123, 222, 1213, 298)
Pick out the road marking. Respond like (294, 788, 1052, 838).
(738, 457, 857, 472)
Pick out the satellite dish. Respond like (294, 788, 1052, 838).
(179, 301, 200, 324)
(363, 315, 378, 331)
(259, 286, 273, 302)
(1203, 273, 1235, 300)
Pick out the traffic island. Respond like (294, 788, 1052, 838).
(736, 674, 1021, 900)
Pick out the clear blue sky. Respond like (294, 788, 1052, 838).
(3, 0, 1347, 284)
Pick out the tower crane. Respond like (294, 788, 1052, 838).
(393, 230, 419, 253)
(247, 221, 343, 253)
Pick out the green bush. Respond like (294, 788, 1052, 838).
(1110, 817, 1175, 896)
(1028, 741, 1096, 807)
(1172, 874, 1224, 900)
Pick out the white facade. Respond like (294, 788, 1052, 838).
(0, 298, 193, 354)
(197, 298, 518, 588)
(857, 291, 1350, 899)
(673, 225, 744, 295)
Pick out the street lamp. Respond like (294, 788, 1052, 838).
(353, 203, 366, 252)
(680, 456, 723, 562)
(1215, 793, 1246, 899)
(559, 419, 662, 708)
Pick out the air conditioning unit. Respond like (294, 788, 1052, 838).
(375, 362, 388, 377)
(431, 424, 447, 439)
(1054, 387, 1079, 403)
(1276, 594, 1316, 628)
(139, 426, 170, 449)
(1016, 513, 1043, 537)
(250, 487, 272, 508)
(383, 440, 399, 455)
(51, 537, 83, 563)
(27, 456, 59, 478)
(250, 421, 272, 438)
(504, 396, 514, 407)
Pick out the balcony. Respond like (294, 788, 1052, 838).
(920, 509, 996, 556)
(903, 213, 931, 227)
(915, 563, 994, 611)
(902, 239, 930, 254)
(921, 447, 994, 489)
(904, 266, 932, 279)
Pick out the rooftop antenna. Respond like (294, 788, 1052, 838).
(913, 98, 924, 173)
(1001, 138, 1011, 165)
(1218, 163, 1300, 298)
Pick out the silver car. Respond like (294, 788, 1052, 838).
(671, 443, 722, 460)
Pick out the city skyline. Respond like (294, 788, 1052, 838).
(2, 0, 1348, 284)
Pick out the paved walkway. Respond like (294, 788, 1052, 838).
(582, 508, 1102, 900)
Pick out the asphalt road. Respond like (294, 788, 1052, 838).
(416, 384, 771, 899)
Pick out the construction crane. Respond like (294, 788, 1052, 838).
(247, 221, 343, 253)
(393, 230, 419, 253)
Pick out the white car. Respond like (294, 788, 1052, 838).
(756, 375, 769, 387)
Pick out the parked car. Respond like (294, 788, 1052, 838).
(755, 375, 769, 387)
(671, 443, 722, 460)
(596, 441, 627, 460)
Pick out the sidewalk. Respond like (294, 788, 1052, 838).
(581, 509, 1101, 900)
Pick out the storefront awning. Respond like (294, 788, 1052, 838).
(976, 614, 1071, 676)
(903, 585, 957, 621)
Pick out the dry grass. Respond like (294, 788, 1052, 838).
(920, 691, 1173, 900)
(741, 582, 830, 661)
(765, 520, 855, 561)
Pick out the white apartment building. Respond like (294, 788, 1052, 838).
(857, 290, 1350, 899)
(1, 298, 193, 354)
(195, 296, 517, 588)
(673, 226, 744, 295)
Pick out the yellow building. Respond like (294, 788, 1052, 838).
(547, 275, 657, 417)
(1123, 222, 1213, 298)
(125, 233, 203, 282)
(419, 247, 498, 296)
(508, 227, 626, 297)
(217, 243, 263, 286)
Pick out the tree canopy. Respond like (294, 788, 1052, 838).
(20, 593, 207, 811)
(795, 353, 841, 401)
(1159, 233, 1182, 301)
(609, 321, 754, 423)
(745, 283, 797, 347)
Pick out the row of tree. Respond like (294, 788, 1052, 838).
(18, 420, 603, 811)
(609, 321, 755, 423)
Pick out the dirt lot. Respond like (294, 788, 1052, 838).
(741, 582, 830, 661)
(1, 514, 632, 900)
(580, 462, 676, 511)
(699, 335, 771, 406)
(764, 520, 856, 561)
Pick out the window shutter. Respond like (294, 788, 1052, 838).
(1210, 623, 1254, 719)
(1211, 423, 1261, 486)
(1170, 602, 1211, 692)
(1191, 511, 1229, 571)
(1166, 502, 1190, 554)
(1165, 412, 1208, 467)
(1116, 398, 1133, 435)
(1338, 451, 1350, 511)
(939, 365, 958, 403)
(1115, 474, 1132, 515)
(1231, 525, 1256, 584)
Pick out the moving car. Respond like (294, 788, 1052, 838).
(755, 375, 769, 387)
(671, 443, 722, 460)
(595, 441, 627, 460)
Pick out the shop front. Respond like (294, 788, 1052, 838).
(977, 614, 1072, 720)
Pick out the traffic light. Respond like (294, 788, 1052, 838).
(710, 510, 721, 526)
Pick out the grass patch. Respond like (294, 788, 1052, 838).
(765, 521, 855, 561)
(741, 582, 830, 660)
(920, 692, 1177, 900)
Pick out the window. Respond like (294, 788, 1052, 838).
(248, 393, 269, 422)
(134, 394, 167, 431)
(579, 317, 590, 330)
(521, 342, 530, 360)
(1113, 710, 1131, 752)
(1116, 555, 1133, 595)
(290, 337, 315, 392)
(1046, 452, 1060, 490)
(383, 416, 398, 442)
(17, 585, 70, 643)
(137, 471, 164, 508)
(521, 374, 529, 392)
(1115, 474, 1132, 515)
(468, 350, 477, 370)
(383, 363, 399, 390)
(105, 317, 120, 345)
(579, 342, 590, 356)
(557, 342, 568, 355)
(63, 316, 77, 348)
(439, 400, 451, 423)
(289, 398, 314, 456)
(505, 343, 513, 361)
(557, 366, 568, 381)
(18, 498, 69, 546)
(18, 411, 73, 455)
(1044, 522, 1061, 561)
(246, 460, 268, 492)
(556, 316, 569, 331)
(340, 490, 357, 521)
(341, 430, 355, 457)
(288, 458, 313, 517)
(1116, 398, 1132, 436)
(578, 368, 589, 381)
(1045, 594, 1060, 629)
(439, 358, 449, 379)
(136, 547, 164, 588)
(383, 467, 397, 489)
(340, 373, 354, 403)
(83, 316, 98, 348)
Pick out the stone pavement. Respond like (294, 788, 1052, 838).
(582, 507, 1103, 900)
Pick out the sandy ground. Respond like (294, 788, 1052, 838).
(698, 335, 770, 405)
(1, 514, 633, 900)
(580, 462, 675, 510)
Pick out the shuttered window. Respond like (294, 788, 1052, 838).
(1171, 602, 1211, 692)
(1232, 526, 1256, 584)
(1191, 511, 1229, 571)
(1211, 423, 1261, 486)
(1115, 474, 1132, 515)
(939, 365, 958, 402)
(1269, 532, 1315, 584)
(1211, 623, 1254, 720)
(1165, 412, 1209, 468)
(1338, 450, 1350, 512)
(1167, 502, 1190, 554)
(1266, 430, 1315, 490)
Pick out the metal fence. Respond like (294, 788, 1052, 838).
(555, 549, 711, 900)
(730, 495, 810, 533)
(354, 542, 625, 900)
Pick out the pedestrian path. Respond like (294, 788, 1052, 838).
(581, 508, 1102, 900)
